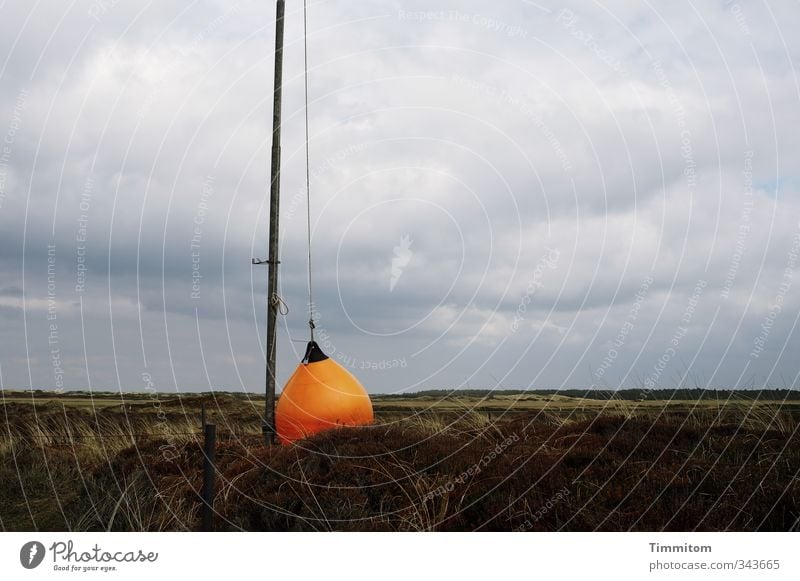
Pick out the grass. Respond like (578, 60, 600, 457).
(1, 390, 799, 531)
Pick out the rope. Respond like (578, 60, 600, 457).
(303, 0, 315, 341)
(270, 292, 289, 316)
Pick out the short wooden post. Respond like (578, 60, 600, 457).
(201, 423, 216, 531)
(201, 402, 206, 429)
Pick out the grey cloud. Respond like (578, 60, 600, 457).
(1, 0, 799, 392)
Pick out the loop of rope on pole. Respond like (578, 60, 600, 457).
(270, 292, 289, 316)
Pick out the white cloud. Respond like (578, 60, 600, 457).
(1, 0, 799, 392)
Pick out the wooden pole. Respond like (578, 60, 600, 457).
(264, 0, 285, 446)
(201, 423, 216, 531)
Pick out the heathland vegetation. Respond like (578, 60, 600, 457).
(1, 389, 798, 531)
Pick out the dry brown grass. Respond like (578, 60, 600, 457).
(2, 391, 799, 531)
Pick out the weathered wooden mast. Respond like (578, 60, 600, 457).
(263, 0, 285, 445)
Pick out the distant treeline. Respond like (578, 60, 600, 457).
(374, 388, 800, 401)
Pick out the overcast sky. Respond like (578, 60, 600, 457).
(1, 0, 799, 394)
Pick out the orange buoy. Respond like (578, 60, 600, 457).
(275, 341, 373, 445)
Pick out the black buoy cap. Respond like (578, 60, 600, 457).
(302, 341, 329, 364)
